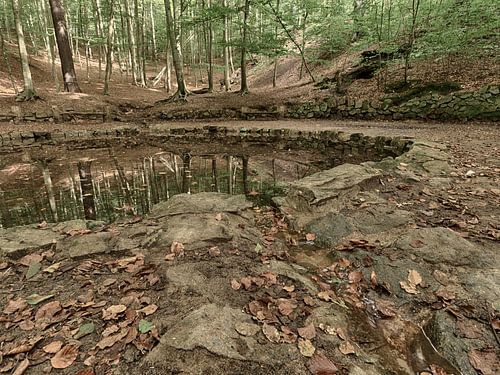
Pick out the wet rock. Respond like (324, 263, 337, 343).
(287, 163, 382, 206)
(424, 311, 476, 375)
(352, 207, 413, 234)
(56, 232, 114, 259)
(146, 193, 260, 251)
(0, 226, 63, 258)
(152, 303, 300, 364)
(149, 192, 253, 218)
(304, 213, 353, 246)
(395, 227, 487, 267)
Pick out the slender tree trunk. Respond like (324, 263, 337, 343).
(164, 0, 188, 98)
(205, 0, 214, 92)
(78, 160, 97, 221)
(222, 0, 231, 91)
(11, 0, 38, 100)
(3, 0, 10, 40)
(41, 162, 58, 222)
(239, 0, 250, 94)
(103, 0, 115, 95)
(48, 0, 82, 93)
(123, 0, 138, 84)
(0, 26, 18, 94)
(272, 0, 280, 88)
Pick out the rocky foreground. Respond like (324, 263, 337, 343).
(0, 138, 499, 375)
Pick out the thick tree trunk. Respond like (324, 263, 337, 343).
(48, 0, 81, 93)
(11, 0, 38, 100)
(164, 0, 188, 98)
(239, 0, 250, 94)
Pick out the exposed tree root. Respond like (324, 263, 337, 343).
(15, 90, 40, 102)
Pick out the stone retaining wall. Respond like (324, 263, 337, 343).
(0, 105, 114, 123)
(0, 125, 413, 164)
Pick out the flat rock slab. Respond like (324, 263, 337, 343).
(56, 232, 115, 259)
(146, 193, 260, 250)
(149, 192, 253, 217)
(153, 303, 300, 365)
(352, 207, 413, 235)
(0, 226, 63, 259)
(288, 163, 382, 206)
(395, 227, 487, 267)
(305, 213, 353, 247)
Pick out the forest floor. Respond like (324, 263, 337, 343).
(0, 42, 499, 375)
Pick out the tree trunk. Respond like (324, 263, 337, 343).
(48, 0, 82, 93)
(0, 26, 18, 94)
(239, 0, 250, 94)
(205, 0, 214, 92)
(103, 0, 115, 95)
(123, 0, 138, 84)
(78, 160, 97, 221)
(272, 0, 280, 88)
(11, 0, 38, 100)
(164, 0, 188, 98)
(222, 0, 231, 91)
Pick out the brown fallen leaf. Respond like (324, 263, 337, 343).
(317, 291, 334, 302)
(96, 329, 128, 349)
(102, 324, 120, 337)
(303, 296, 316, 306)
(102, 304, 127, 320)
(18, 254, 43, 267)
(277, 299, 297, 316)
(3, 298, 27, 315)
(468, 349, 498, 375)
(298, 323, 317, 340)
(51, 345, 78, 369)
(375, 299, 397, 318)
(436, 287, 456, 301)
(208, 246, 221, 257)
(230, 279, 241, 290)
(283, 285, 295, 293)
(35, 301, 62, 323)
(240, 276, 253, 290)
(298, 339, 316, 357)
(400, 281, 418, 294)
(348, 271, 363, 284)
(170, 241, 185, 256)
(215, 213, 223, 221)
(139, 304, 158, 316)
(305, 233, 316, 241)
(370, 270, 378, 287)
(262, 323, 280, 343)
(307, 352, 338, 375)
(280, 326, 297, 343)
(408, 270, 422, 286)
(339, 341, 356, 355)
(43, 341, 63, 354)
(12, 358, 29, 375)
(164, 253, 176, 261)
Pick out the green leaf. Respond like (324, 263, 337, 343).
(254, 243, 263, 254)
(26, 293, 54, 305)
(138, 319, 153, 334)
(74, 322, 95, 339)
(26, 262, 42, 279)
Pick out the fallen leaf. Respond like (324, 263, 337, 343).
(230, 279, 241, 290)
(307, 352, 338, 375)
(43, 262, 61, 273)
(215, 213, 223, 221)
(25, 262, 42, 279)
(35, 301, 62, 321)
(18, 254, 42, 266)
(102, 324, 120, 337)
(457, 320, 483, 339)
(102, 305, 127, 320)
(339, 341, 356, 355)
(138, 319, 153, 333)
(400, 281, 418, 294)
(235, 322, 260, 337)
(3, 298, 27, 314)
(240, 276, 253, 290)
(43, 341, 63, 354)
(51, 345, 78, 369)
(170, 241, 184, 255)
(305, 232, 316, 241)
(96, 329, 128, 349)
(318, 323, 336, 335)
(164, 253, 176, 261)
(468, 349, 497, 375)
(74, 322, 95, 339)
(26, 293, 54, 305)
(254, 243, 264, 254)
(375, 300, 397, 318)
(208, 246, 221, 256)
(139, 304, 158, 316)
(102, 278, 117, 287)
(19, 320, 35, 331)
(298, 323, 316, 340)
(436, 287, 456, 301)
(281, 326, 297, 343)
(370, 271, 378, 287)
(261, 272, 277, 285)
(277, 299, 297, 316)
(348, 271, 363, 284)
(303, 296, 316, 306)
(317, 291, 334, 302)
(408, 270, 422, 286)
(298, 339, 315, 357)
(283, 285, 295, 292)
(12, 358, 29, 375)
(262, 323, 280, 343)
